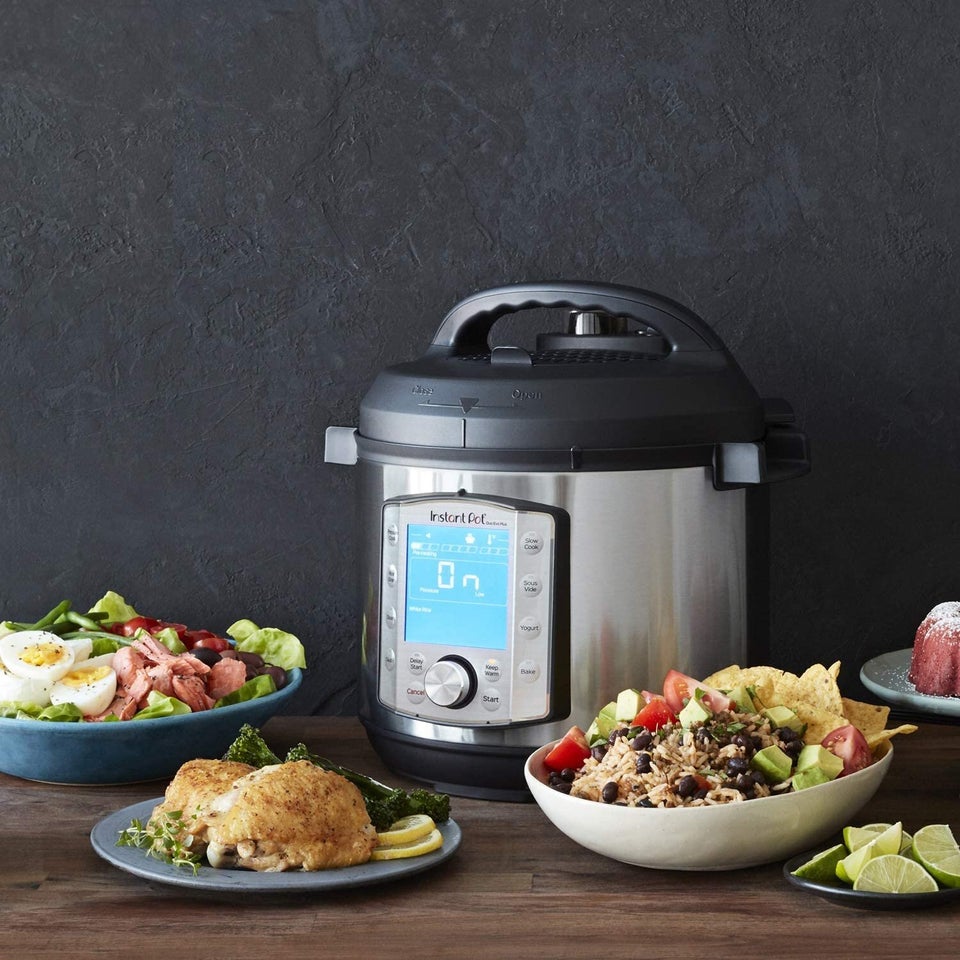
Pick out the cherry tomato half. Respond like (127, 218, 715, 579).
(631, 697, 678, 731)
(544, 725, 592, 772)
(821, 724, 872, 777)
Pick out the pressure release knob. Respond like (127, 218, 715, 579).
(423, 656, 477, 709)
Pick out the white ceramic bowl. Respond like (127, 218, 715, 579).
(524, 738, 893, 871)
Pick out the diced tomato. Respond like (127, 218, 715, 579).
(180, 629, 221, 649)
(114, 615, 163, 637)
(821, 724, 872, 777)
(190, 635, 231, 652)
(662, 669, 734, 714)
(544, 725, 592, 772)
(631, 696, 678, 731)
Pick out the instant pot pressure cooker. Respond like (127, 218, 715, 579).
(325, 282, 810, 800)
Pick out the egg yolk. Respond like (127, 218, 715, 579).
(20, 642, 69, 667)
(59, 666, 112, 687)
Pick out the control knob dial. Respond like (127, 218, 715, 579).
(423, 655, 477, 709)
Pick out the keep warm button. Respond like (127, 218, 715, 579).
(480, 687, 502, 712)
(518, 660, 540, 683)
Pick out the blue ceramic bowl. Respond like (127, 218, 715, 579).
(0, 668, 302, 784)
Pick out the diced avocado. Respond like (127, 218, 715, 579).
(678, 694, 712, 728)
(792, 767, 834, 791)
(615, 688, 645, 723)
(762, 704, 806, 735)
(589, 700, 619, 743)
(796, 744, 844, 780)
(727, 684, 756, 713)
(750, 744, 794, 784)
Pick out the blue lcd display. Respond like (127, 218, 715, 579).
(404, 523, 510, 650)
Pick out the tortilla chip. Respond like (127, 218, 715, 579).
(703, 660, 917, 748)
(842, 697, 890, 736)
(866, 724, 918, 749)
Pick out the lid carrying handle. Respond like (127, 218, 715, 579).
(429, 281, 726, 355)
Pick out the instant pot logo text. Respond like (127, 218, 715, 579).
(411, 384, 433, 396)
(429, 510, 504, 526)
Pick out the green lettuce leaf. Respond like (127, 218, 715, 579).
(227, 620, 306, 670)
(0, 701, 83, 722)
(214, 673, 277, 707)
(87, 591, 139, 625)
(132, 690, 191, 720)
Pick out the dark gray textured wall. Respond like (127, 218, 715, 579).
(2, 0, 958, 714)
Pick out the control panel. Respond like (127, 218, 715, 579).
(377, 493, 569, 727)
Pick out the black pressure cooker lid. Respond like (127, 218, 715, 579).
(357, 282, 775, 472)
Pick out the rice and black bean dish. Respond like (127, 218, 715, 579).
(548, 710, 803, 808)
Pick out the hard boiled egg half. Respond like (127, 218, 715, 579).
(49, 663, 117, 716)
(0, 630, 117, 715)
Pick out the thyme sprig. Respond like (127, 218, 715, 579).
(116, 809, 203, 874)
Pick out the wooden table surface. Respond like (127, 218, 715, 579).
(2, 715, 958, 960)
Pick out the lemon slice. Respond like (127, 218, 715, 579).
(911, 824, 960, 888)
(370, 827, 443, 861)
(375, 814, 436, 847)
(852, 854, 939, 894)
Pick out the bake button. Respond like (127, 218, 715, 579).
(387, 523, 400, 545)
(519, 574, 542, 597)
(518, 660, 540, 683)
(406, 684, 426, 704)
(386, 563, 398, 586)
(520, 531, 543, 554)
(480, 687, 502, 712)
(483, 658, 502, 682)
(517, 616, 541, 639)
(384, 648, 396, 671)
(384, 607, 397, 628)
(408, 651, 425, 674)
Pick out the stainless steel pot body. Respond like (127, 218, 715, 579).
(357, 458, 751, 754)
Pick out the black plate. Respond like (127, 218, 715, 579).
(782, 850, 960, 910)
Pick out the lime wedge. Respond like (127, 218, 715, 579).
(844, 822, 913, 854)
(852, 854, 939, 894)
(837, 822, 903, 883)
(791, 843, 847, 882)
(911, 824, 960, 888)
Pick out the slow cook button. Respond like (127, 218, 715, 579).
(406, 685, 426, 704)
(517, 616, 541, 639)
(520, 531, 543, 555)
(483, 658, 502, 682)
(519, 574, 542, 597)
(480, 687, 502, 712)
(518, 660, 540, 683)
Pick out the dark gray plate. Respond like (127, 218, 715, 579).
(91, 798, 461, 893)
(860, 649, 960, 719)
(783, 850, 960, 910)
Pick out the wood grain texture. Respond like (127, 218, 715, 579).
(1, 716, 957, 960)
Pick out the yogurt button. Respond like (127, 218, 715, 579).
(518, 616, 541, 638)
